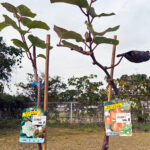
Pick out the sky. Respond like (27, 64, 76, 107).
(0, 0, 150, 94)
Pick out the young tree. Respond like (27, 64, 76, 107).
(50, 0, 120, 149)
(0, 3, 50, 149)
(0, 36, 23, 93)
(0, 2, 50, 105)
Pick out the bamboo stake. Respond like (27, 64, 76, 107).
(101, 35, 117, 150)
(42, 34, 50, 150)
(108, 35, 117, 101)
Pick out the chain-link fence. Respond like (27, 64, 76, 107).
(1, 101, 150, 123)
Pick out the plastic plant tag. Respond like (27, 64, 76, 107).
(19, 106, 47, 143)
(104, 100, 132, 136)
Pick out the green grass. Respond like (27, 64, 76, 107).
(1, 119, 150, 150)
(133, 123, 150, 131)
(47, 122, 104, 129)
(1, 127, 150, 150)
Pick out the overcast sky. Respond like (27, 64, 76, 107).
(0, 0, 150, 94)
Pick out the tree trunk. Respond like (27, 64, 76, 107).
(33, 46, 42, 150)
(101, 134, 109, 150)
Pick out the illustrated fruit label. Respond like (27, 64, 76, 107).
(104, 100, 132, 136)
(19, 106, 47, 143)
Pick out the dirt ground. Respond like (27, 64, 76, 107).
(0, 128, 150, 150)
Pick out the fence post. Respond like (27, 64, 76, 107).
(70, 102, 73, 123)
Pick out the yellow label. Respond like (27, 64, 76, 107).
(104, 103, 123, 110)
(22, 111, 40, 117)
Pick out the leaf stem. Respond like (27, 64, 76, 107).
(105, 56, 123, 69)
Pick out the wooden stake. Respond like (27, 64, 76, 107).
(108, 35, 117, 102)
(101, 35, 117, 150)
(42, 34, 50, 150)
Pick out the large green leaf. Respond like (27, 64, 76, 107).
(50, 0, 89, 8)
(17, 5, 36, 18)
(54, 25, 68, 38)
(94, 37, 119, 45)
(28, 34, 46, 49)
(27, 20, 50, 30)
(3, 15, 18, 29)
(63, 31, 84, 42)
(54, 25, 84, 42)
(62, 40, 80, 50)
(37, 54, 46, 59)
(0, 22, 9, 31)
(21, 17, 32, 26)
(3, 15, 28, 34)
(1, 2, 18, 14)
(11, 39, 28, 51)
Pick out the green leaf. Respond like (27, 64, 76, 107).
(37, 54, 46, 59)
(95, 25, 120, 36)
(54, 25, 84, 42)
(97, 13, 115, 18)
(63, 31, 84, 42)
(54, 25, 68, 38)
(50, 0, 89, 8)
(1, 2, 18, 14)
(0, 22, 9, 31)
(3, 15, 28, 35)
(85, 21, 119, 36)
(94, 37, 119, 45)
(21, 17, 32, 26)
(28, 34, 46, 49)
(27, 20, 50, 30)
(50, 46, 53, 50)
(3, 15, 18, 29)
(87, 6, 115, 18)
(11, 39, 27, 51)
(62, 40, 80, 50)
(17, 5, 36, 18)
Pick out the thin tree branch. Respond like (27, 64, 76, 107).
(90, 53, 119, 95)
(79, 7, 87, 16)
(83, 42, 90, 49)
(17, 16, 32, 60)
(57, 44, 92, 55)
(90, 17, 94, 24)
(29, 45, 33, 50)
(92, 44, 98, 51)
(105, 56, 123, 69)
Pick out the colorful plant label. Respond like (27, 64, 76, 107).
(19, 106, 47, 143)
(104, 100, 132, 136)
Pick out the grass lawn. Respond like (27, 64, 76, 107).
(0, 127, 150, 150)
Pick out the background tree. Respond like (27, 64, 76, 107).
(0, 36, 23, 93)
(50, 0, 120, 149)
(16, 73, 66, 102)
(67, 74, 103, 105)
(116, 74, 150, 122)
(0, 2, 50, 105)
